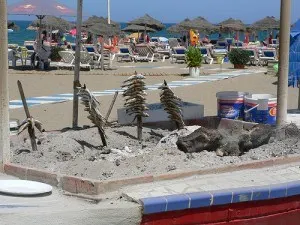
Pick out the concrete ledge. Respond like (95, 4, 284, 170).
(140, 195, 300, 225)
(4, 154, 300, 196)
(140, 180, 300, 214)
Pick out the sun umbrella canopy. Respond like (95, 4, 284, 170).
(167, 18, 191, 33)
(83, 16, 119, 27)
(88, 23, 120, 37)
(122, 24, 156, 33)
(8, 0, 76, 17)
(30, 16, 71, 31)
(181, 17, 217, 33)
(218, 18, 246, 31)
(7, 21, 19, 30)
(128, 14, 165, 31)
(251, 16, 280, 31)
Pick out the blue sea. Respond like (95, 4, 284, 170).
(8, 20, 275, 46)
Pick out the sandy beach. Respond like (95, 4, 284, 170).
(8, 62, 299, 131)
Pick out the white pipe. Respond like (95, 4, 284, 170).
(107, 0, 111, 25)
(276, 0, 291, 127)
(73, 0, 83, 128)
(0, 0, 10, 170)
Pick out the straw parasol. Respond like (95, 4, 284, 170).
(87, 23, 120, 37)
(83, 15, 119, 28)
(181, 17, 217, 33)
(250, 16, 280, 31)
(128, 14, 165, 31)
(7, 21, 19, 30)
(122, 24, 156, 33)
(167, 18, 191, 34)
(218, 18, 246, 31)
(30, 16, 72, 32)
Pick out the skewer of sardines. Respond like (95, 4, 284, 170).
(159, 80, 185, 130)
(77, 84, 107, 147)
(122, 72, 149, 140)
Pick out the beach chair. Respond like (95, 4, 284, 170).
(234, 41, 243, 47)
(170, 47, 186, 63)
(116, 45, 136, 62)
(225, 38, 234, 45)
(19, 47, 34, 67)
(57, 51, 75, 70)
(134, 45, 154, 62)
(169, 38, 180, 48)
(200, 47, 214, 64)
(80, 51, 92, 70)
(259, 49, 277, 66)
(216, 41, 228, 49)
(244, 49, 260, 66)
(147, 45, 166, 62)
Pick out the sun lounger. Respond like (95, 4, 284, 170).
(134, 44, 164, 62)
(200, 47, 214, 64)
(171, 47, 186, 63)
(259, 49, 277, 66)
(244, 49, 260, 66)
(168, 38, 180, 48)
(216, 41, 228, 50)
(80, 51, 92, 70)
(234, 41, 243, 47)
(116, 46, 137, 62)
(57, 51, 75, 69)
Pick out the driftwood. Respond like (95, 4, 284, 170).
(77, 84, 107, 146)
(159, 80, 185, 130)
(17, 80, 44, 151)
(122, 72, 148, 140)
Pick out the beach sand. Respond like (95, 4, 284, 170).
(9, 68, 299, 130)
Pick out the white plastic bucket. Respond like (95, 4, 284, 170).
(244, 94, 277, 125)
(216, 91, 248, 120)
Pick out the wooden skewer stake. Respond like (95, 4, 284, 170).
(105, 91, 119, 124)
(17, 80, 38, 151)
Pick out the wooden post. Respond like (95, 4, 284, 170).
(0, 0, 10, 169)
(137, 116, 142, 141)
(98, 128, 107, 147)
(101, 39, 104, 70)
(73, 0, 83, 128)
(105, 91, 119, 123)
(17, 81, 38, 151)
(276, 0, 291, 127)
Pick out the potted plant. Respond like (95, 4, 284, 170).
(228, 48, 250, 69)
(185, 46, 203, 77)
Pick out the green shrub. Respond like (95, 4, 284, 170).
(50, 46, 64, 62)
(185, 46, 202, 68)
(228, 48, 251, 65)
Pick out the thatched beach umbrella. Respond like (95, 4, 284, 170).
(182, 17, 217, 33)
(218, 18, 246, 31)
(83, 15, 119, 28)
(128, 14, 165, 31)
(251, 16, 280, 31)
(7, 21, 19, 30)
(31, 16, 71, 32)
(167, 18, 191, 34)
(87, 23, 120, 37)
(122, 24, 156, 33)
